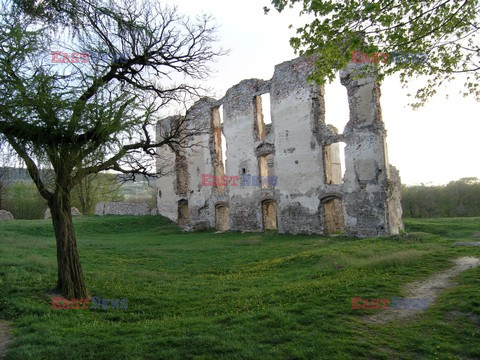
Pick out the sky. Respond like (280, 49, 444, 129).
(165, 0, 480, 186)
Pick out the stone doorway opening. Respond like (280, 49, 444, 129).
(262, 200, 277, 231)
(322, 197, 345, 234)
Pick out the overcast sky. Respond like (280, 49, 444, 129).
(166, 0, 480, 186)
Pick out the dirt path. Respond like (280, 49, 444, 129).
(0, 321, 11, 359)
(366, 256, 480, 324)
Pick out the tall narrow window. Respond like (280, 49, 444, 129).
(212, 106, 225, 194)
(261, 93, 272, 125)
(254, 93, 272, 141)
(221, 133, 227, 170)
(323, 75, 348, 182)
(219, 105, 226, 169)
(324, 74, 349, 133)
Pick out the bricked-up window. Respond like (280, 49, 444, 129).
(258, 154, 275, 189)
(212, 106, 225, 194)
(322, 197, 345, 234)
(324, 142, 346, 185)
(178, 199, 189, 226)
(175, 153, 189, 194)
(262, 200, 277, 230)
(215, 204, 229, 231)
(259, 156, 268, 188)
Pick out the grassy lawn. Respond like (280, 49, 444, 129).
(0, 216, 479, 359)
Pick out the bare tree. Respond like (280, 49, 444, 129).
(0, 0, 224, 298)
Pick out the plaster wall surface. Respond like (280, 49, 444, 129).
(155, 117, 178, 222)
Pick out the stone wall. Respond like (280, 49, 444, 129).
(45, 207, 82, 219)
(155, 56, 404, 237)
(0, 210, 13, 221)
(95, 202, 155, 216)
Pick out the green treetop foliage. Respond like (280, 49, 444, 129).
(266, 0, 480, 107)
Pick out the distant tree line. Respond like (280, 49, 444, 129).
(402, 178, 480, 218)
(0, 167, 124, 218)
(0, 166, 158, 218)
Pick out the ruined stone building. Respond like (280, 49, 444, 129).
(155, 57, 404, 237)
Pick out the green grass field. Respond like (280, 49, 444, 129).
(1, 216, 479, 359)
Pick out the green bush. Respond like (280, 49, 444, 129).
(4, 181, 47, 219)
(70, 173, 124, 215)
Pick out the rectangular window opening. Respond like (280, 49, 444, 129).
(221, 133, 227, 170)
(212, 106, 226, 194)
(324, 74, 349, 133)
(219, 104, 224, 124)
(254, 94, 272, 141)
(261, 93, 272, 125)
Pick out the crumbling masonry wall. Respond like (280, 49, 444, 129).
(155, 57, 404, 237)
(94, 202, 155, 216)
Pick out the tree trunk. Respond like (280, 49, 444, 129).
(49, 190, 87, 299)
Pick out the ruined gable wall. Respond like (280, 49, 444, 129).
(340, 63, 401, 236)
(155, 57, 404, 237)
(270, 57, 325, 234)
(184, 98, 218, 230)
(155, 98, 218, 229)
(222, 79, 270, 231)
(156, 117, 179, 222)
